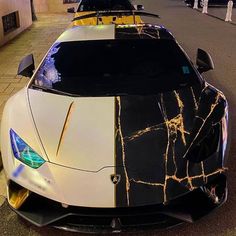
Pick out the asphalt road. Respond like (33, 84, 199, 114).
(1, 0, 236, 235)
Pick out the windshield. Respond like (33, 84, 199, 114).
(78, 0, 134, 11)
(31, 39, 200, 96)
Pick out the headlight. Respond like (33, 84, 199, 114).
(10, 129, 45, 169)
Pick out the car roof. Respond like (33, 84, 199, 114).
(56, 24, 174, 43)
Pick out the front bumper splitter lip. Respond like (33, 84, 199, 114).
(9, 174, 227, 233)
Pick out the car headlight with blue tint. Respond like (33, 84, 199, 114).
(10, 129, 45, 169)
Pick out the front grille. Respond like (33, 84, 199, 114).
(55, 213, 181, 233)
(59, 212, 171, 227)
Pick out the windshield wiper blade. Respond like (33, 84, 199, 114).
(30, 84, 79, 97)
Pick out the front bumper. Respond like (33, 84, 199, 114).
(9, 174, 227, 233)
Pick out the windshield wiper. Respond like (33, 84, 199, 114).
(30, 84, 79, 97)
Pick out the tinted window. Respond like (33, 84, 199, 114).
(31, 39, 200, 96)
(78, 0, 134, 11)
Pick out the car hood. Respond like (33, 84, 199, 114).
(28, 89, 115, 171)
(28, 84, 226, 206)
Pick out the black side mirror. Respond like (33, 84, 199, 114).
(196, 48, 214, 73)
(17, 54, 35, 78)
(67, 7, 75, 13)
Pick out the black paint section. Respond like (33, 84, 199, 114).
(115, 83, 228, 207)
(115, 25, 174, 40)
(115, 100, 128, 207)
(129, 181, 164, 205)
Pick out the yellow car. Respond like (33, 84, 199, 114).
(67, 0, 144, 26)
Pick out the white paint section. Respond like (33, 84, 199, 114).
(1, 88, 115, 207)
(0, 89, 47, 174)
(57, 97, 115, 171)
(49, 163, 115, 207)
(56, 25, 115, 43)
(7, 159, 115, 207)
(28, 90, 74, 165)
(28, 89, 115, 172)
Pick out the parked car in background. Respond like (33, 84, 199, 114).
(67, 0, 144, 26)
(76, 0, 137, 11)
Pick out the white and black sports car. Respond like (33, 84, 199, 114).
(1, 23, 229, 233)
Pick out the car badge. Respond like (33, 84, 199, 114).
(110, 174, 121, 185)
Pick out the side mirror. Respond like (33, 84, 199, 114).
(17, 54, 35, 78)
(196, 48, 214, 73)
(134, 4, 144, 11)
(67, 7, 75, 13)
